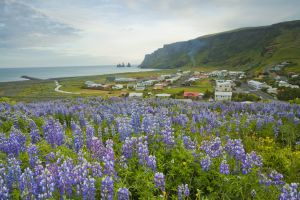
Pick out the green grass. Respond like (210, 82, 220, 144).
(139, 20, 300, 73)
(0, 68, 214, 102)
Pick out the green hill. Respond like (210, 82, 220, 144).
(139, 20, 300, 73)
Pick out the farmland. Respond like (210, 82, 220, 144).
(0, 98, 299, 199)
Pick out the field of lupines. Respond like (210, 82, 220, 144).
(0, 97, 300, 199)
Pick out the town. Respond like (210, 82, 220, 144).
(82, 61, 300, 102)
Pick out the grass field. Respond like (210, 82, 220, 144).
(0, 67, 213, 101)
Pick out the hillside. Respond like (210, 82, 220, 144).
(139, 20, 300, 72)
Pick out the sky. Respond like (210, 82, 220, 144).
(0, 0, 300, 68)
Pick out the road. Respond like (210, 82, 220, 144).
(237, 83, 277, 101)
(54, 81, 80, 94)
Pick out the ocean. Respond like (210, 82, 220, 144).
(0, 65, 155, 82)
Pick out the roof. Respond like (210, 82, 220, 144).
(155, 93, 171, 97)
(215, 91, 232, 96)
(128, 93, 143, 97)
(184, 92, 202, 97)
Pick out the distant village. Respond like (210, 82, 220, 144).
(83, 61, 300, 102)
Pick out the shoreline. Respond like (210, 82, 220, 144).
(0, 68, 160, 84)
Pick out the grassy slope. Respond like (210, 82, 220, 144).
(140, 20, 300, 73)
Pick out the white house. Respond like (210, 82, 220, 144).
(267, 87, 278, 94)
(128, 93, 143, 98)
(215, 80, 232, 92)
(115, 78, 137, 82)
(135, 83, 146, 91)
(155, 93, 171, 98)
(166, 76, 181, 84)
(85, 81, 103, 88)
(278, 81, 299, 88)
(248, 80, 267, 90)
(112, 84, 124, 90)
(215, 91, 232, 101)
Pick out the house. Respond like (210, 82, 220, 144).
(115, 78, 137, 83)
(128, 93, 143, 98)
(166, 76, 181, 84)
(247, 80, 267, 90)
(198, 74, 209, 79)
(215, 80, 232, 92)
(155, 93, 171, 98)
(85, 81, 103, 88)
(135, 83, 146, 91)
(278, 81, 299, 88)
(127, 83, 135, 89)
(278, 81, 289, 87)
(183, 92, 203, 99)
(187, 77, 200, 82)
(182, 71, 191, 75)
(142, 80, 157, 86)
(229, 71, 245, 77)
(215, 91, 232, 101)
(267, 87, 278, 94)
(193, 71, 200, 76)
(160, 75, 172, 80)
(153, 83, 164, 90)
(112, 84, 124, 90)
(100, 84, 112, 90)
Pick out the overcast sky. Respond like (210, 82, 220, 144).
(0, 0, 299, 68)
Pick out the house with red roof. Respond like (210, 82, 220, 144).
(183, 92, 203, 99)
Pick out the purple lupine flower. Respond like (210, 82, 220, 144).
(137, 140, 149, 166)
(183, 135, 196, 150)
(258, 173, 272, 186)
(101, 176, 114, 200)
(118, 187, 129, 200)
(200, 137, 223, 158)
(269, 170, 285, 185)
(154, 172, 165, 191)
(42, 118, 65, 148)
(86, 125, 94, 150)
(82, 176, 96, 200)
(27, 144, 39, 167)
(29, 120, 40, 143)
(279, 183, 299, 200)
(90, 136, 105, 160)
(7, 157, 21, 190)
(19, 168, 37, 199)
(36, 168, 55, 199)
(200, 156, 211, 171)
(225, 138, 245, 160)
(57, 158, 75, 197)
(72, 122, 84, 152)
(103, 139, 115, 176)
(146, 155, 157, 171)
(116, 117, 133, 141)
(45, 152, 55, 164)
(91, 162, 102, 177)
(122, 137, 135, 159)
(178, 184, 189, 200)
(0, 176, 9, 199)
(220, 159, 230, 175)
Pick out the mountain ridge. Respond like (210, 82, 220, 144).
(139, 20, 300, 72)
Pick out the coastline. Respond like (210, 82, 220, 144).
(0, 68, 159, 84)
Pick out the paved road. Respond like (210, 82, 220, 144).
(54, 81, 80, 94)
(237, 83, 276, 101)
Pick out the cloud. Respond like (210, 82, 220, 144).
(0, 0, 79, 48)
(0, 0, 300, 67)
